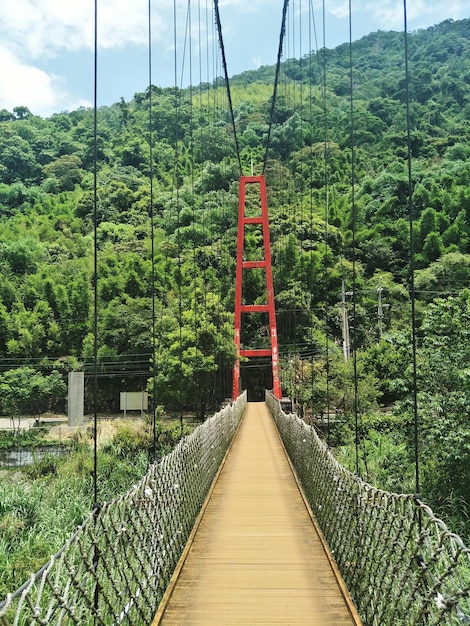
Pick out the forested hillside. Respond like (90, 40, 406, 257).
(1, 18, 470, 533)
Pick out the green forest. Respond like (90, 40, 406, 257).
(0, 16, 470, 542)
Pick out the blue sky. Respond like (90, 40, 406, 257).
(0, 0, 468, 118)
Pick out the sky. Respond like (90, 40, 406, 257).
(0, 0, 468, 118)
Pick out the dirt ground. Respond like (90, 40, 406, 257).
(0, 412, 154, 449)
(0, 412, 69, 431)
(0, 412, 130, 431)
(0, 416, 40, 431)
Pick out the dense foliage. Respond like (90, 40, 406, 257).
(0, 18, 469, 535)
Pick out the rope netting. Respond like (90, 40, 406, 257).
(267, 392, 470, 626)
(0, 393, 246, 626)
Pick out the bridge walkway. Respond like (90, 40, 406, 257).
(153, 401, 362, 625)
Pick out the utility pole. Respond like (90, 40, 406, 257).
(341, 280, 350, 361)
(377, 278, 384, 340)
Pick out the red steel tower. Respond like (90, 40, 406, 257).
(233, 175, 281, 399)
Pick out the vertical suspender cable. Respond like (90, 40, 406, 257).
(286, 3, 295, 406)
(264, 0, 290, 395)
(198, 0, 211, 408)
(92, 0, 100, 620)
(307, 0, 319, 425)
(148, 0, 158, 462)
(403, 0, 420, 498)
(185, 0, 203, 416)
(298, 0, 305, 417)
(92, 0, 99, 513)
(308, 0, 314, 422)
(173, 0, 184, 435)
(321, 0, 331, 444)
(348, 0, 361, 477)
(188, 2, 199, 414)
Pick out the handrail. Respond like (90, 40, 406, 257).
(267, 391, 470, 626)
(0, 393, 247, 625)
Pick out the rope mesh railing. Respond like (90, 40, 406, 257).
(266, 391, 470, 626)
(0, 392, 246, 626)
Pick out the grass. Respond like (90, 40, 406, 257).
(0, 416, 197, 598)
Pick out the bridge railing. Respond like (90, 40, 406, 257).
(267, 391, 470, 626)
(0, 392, 247, 626)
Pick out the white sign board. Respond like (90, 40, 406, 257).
(120, 391, 148, 412)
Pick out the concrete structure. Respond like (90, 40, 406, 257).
(68, 372, 84, 426)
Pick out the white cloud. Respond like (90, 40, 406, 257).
(218, 0, 277, 12)
(0, 0, 167, 115)
(1, 2, 92, 58)
(0, 0, 167, 58)
(363, 0, 468, 31)
(325, 0, 350, 21)
(324, 0, 468, 31)
(0, 44, 91, 117)
(0, 0, 467, 116)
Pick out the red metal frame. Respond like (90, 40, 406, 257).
(233, 175, 281, 399)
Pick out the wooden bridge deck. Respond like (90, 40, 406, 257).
(153, 401, 362, 625)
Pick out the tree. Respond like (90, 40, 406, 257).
(43, 155, 83, 191)
(0, 127, 40, 183)
(13, 106, 32, 120)
(151, 293, 235, 416)
(421, 230, 444, 264)
(0, 240, 42, 274)
(415, 252, 470, 300)
(0, 368, 66, 430)
(416, 292, 470, 536)
(0, 109, 13, 122)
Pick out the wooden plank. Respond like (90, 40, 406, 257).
(153, 402, 362, 625)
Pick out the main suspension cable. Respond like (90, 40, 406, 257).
(213, 0, 242, 174)
(262, 0, 290, 174)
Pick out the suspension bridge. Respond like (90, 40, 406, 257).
(1, 0, 470, 624)
(1, 394, 469, 625)
(153, 402, 361, 625)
